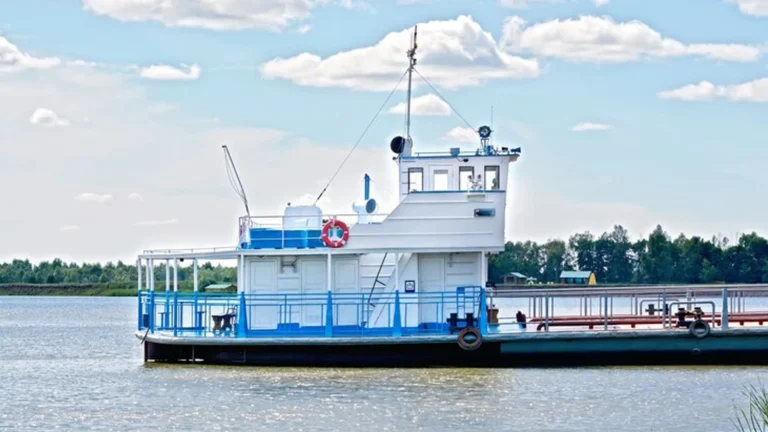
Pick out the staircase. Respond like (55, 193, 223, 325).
(365, 253, 413, 328)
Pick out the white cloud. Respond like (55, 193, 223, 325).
(728, 0, 768, 16)
(261, 15, 540, 91)
(81, 0, 357, 31)
(139, 64, 201, 81)
(445, 126, 478, 143)
(571, 122, 611, 132)
(659, 78, 768, 102)
(0, 36, 405, 263)
(594, 0, 610, 5)
(75, 193, 114, 205)
(498, 0, 560, 7)
(60, 225, 81, 232)
(29, 108, 70, 127)
(128, 193, 144, 201)
(136, 218, 180, 226)
(298, 25, 312, 34)
(501, 15, 761, 63)
(658, 81, 718, 101)
(0, 37, 61, 72)
(389, 94, 450, 116)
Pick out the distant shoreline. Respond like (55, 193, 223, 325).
(0, 283, 138, 296)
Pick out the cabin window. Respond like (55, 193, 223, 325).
(484, 166, 500, 190)
(433, 169, 449, 191)
(459, 166, 474, 190)
(408, 168, 423, 192)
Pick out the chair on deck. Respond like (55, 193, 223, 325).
(212, 306, 238, 333)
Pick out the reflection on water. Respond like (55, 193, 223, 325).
(0, 296, 766, 431)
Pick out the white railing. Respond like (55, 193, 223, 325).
(142, 246, 239, 255)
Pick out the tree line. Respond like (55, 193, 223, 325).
(0, 259, 236, 288)
(488, 225, 768, 285)
(1, 224, 767, 287)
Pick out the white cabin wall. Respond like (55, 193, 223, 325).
(347, 191, 507, 251)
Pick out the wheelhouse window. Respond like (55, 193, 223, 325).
(408, 168, 423, 192)
(433, 169, 449, 191)
(459, 166, 474, 190)
(484, 166, 500, 190)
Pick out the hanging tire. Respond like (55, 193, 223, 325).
(689, 319, 710, 338)
(457, 327, 483, 351)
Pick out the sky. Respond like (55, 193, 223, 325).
(1, 0, 768, 263)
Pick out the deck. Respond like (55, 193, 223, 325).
(136, 284, 768, 366)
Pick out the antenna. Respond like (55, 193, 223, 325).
(491, 105, 494, 147)
(405, 25, 418, 142)
(222, 145, 251, 219)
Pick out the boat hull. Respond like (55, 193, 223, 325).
(140, 329, 768, 367)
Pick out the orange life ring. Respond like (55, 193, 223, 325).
(321, 219, 349, 248)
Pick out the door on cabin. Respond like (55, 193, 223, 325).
(301, 260, 326, 328)
(333, 258, 360, 326)
(418, 256, 445, 325)
(247, 259, 278, 329)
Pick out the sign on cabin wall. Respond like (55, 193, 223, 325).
(405, 280, 416, 293)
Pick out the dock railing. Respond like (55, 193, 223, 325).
(137, 286, 485, 339)
(488, 284, 768, 333)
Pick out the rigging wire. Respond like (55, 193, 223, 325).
(313, 68, 410, 205)
(224, 152, 246, 203)
(413, 67, 477, 133)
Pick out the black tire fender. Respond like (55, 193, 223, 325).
(689, 319, 711, 338)
(457, 327, 483, 351)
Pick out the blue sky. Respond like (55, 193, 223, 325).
(1, 0, 767, 262)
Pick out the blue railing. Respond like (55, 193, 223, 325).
(137, 287, 488, 339)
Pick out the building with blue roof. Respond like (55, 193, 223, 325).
(559, 270, 597, 285)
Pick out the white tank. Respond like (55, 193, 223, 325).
(282, 205, 322, 229)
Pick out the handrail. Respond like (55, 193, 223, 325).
(142, 246, 238, 255)
(492, 284, 768, 297)
(137, 288, 486, 339)
(366, 252, 388, 307)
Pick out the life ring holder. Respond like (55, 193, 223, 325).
(321, 218, 349, 248)
(689, 319, 711, 339)
(457, 327, 483, 351)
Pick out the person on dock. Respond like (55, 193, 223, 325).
(516, 310, 527, 331)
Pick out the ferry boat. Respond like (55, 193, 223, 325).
(136, 27, 768, 367)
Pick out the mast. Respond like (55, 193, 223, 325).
(405, 25, 418, 142)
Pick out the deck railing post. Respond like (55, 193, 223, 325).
(164, 259, 170, 329)
(722, 287, 729, 331)
(544, 292, 549, 332)
(137, 291, 143, 330)
(603, 295, 608, 330)
(172, 290, 178, 337)
(662, 291, 667, 329)
(325, 291, 334, 337)
(479, 288, 488, 336)
(149, 289, 156, 334)
(392, 290, 402, 337)
(237, 292, 248, 338)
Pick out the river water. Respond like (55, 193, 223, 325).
(0, 296, 765, 432)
